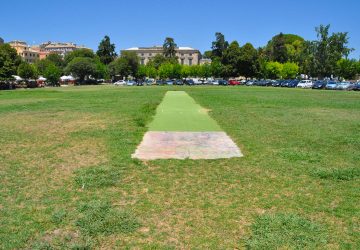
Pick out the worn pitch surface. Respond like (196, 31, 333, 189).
(132, 91, 242, 160)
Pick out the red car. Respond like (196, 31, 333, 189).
(229, 80, 241, 85)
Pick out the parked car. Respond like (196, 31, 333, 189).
(281, 80, 293, 87)
(297, 80, 313, 88)
(353, 82, 360, 91)
(336, 81, 354, 91)
(257, 80, 272, 86)
(174, 79, 184, 85)
(246, 80, 255, 86)
(145, 78, 155, 85)
(325, 81, 338, 90)
(229, 80, 241, 85)
(114, 80, 126, 86)
(288, 80, 300, 88)
(218, 80, 228, 85)
(211, 80, 220, 85)
(184, 79, 195, 85)
(136, 80, 144, 86)
(126, 80, 136, 86)
(165, 80, 174, 85)
(272, 80, 283, 87)
(312, 80, 327, 89)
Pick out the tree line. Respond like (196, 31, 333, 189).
(0, 24, 359, 87)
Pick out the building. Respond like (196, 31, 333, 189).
(0, 37, 4, 45)
(121, 46, 201, 66)
(39, 41, 90, 57)
(9, 40, 39, 63)
(200, 58, 212, 65)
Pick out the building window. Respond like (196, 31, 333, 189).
(189, 53, 193, 56)
(141, 53, 144, 56)
(141, 59, 145, 65)
(188, 58, 192, 66)
(149, 53, 152, 56)
(181, 58, 184, 65)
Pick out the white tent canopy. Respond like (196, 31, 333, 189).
(12, 75, 23, 81)
(60, 75, 75, 81)
(38, 76, 47, 81)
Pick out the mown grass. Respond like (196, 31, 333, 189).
(0, 85, 359, 249)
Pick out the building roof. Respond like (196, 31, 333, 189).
(124, 46, 198, 51)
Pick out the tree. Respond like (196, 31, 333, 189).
(108, 51, 139, 78)
(163, 37, 177, 59)
(312, 24, 352, 78)
(282, 62, 299, 79)
(65, 57, 96, 83)
(200, 64, 212, 78)
(203, 51, 212, 59)
(0, 44, 22, 79)
(265, 61, 283, 79)
(34, 59, 50, 76)
(336, 59, 358, 80)
(17, 62, 37, 80)
(239, 43, 259, 78)
(64, 48, 95, 65)
(210, 60, 224, 78)
(158, 63, 173, 79)
(96, 35, 117, 65)
(222, 41, 241, 77)
(181, 65, 191, 78)
(44, 63, 61, 86)
(211, 32, 229, 59)
(46, 53, 65, 69)
(147, 54, 167, 69)
(136, 65, 147, 79)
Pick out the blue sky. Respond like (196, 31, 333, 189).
(1, 0, 359, 58)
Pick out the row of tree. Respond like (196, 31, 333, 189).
(204, 24, 360, 79)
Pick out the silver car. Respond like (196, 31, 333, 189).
(336, 81, 353, 90)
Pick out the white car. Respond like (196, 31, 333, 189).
(297, 80, 313, 88)
(114, 80, 126, 86)
(126, 80, 136, 86)
(336, 81, 353, 90)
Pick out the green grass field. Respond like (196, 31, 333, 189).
(0, 85, 359, 249)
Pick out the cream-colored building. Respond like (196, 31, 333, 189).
(121, 46, 201, 66)
(39, 42, 91, 56)
(9, 40, 39, 63)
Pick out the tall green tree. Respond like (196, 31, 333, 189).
(65, 57, 96, 83)
(211, 32, 229, 59)
(147, 54, 167, 69)
(239, 43, 259, 78)
(265, 61, 283, 79)
(64, 48, 95, 65)
(281, 62, 299, 79)
(108, 51, 139, 78)
(312, 24, 352, 77)
(44, 63, 61, 86)
(222, 41, 241, 77)
(336, 59, 358, 80)
(163, 37, 177, 59)
(17, 62, 38, 80)
(0, 44, 22, 79)
(96, 35, 117, 65)
(46, 53, 65, 69)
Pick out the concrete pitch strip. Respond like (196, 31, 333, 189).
(132, 91, 243, 160)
